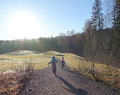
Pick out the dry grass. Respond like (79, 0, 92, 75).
(0, 59, 34, 95)
(0, 54, 51, 71)
(0, 51, 120, 93)
(0, 53, 50, 95)
(0, 71, 27, 95)
(43, 51, 120, 92)
(62, 53, 120, 92)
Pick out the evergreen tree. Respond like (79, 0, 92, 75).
(113, 0, 120, 28)
(91, 0, 104, 31)
(112, 0, 120, 56)
(90, 0, 104, 70)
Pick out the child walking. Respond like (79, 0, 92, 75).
(48, 56, 58, 75)
(61, 57, 65, 70)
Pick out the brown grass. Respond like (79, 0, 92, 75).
(0, 71, 24, 95)
(0, 61, 34, 95)
(61, 53, 120, 92)
(45, 51, 120, 92)
(0, 51, 120, 93)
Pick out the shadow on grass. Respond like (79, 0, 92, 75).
(74, 56, 83, 60)
(56, 75, 87, 95)
(56, 54, 64, 56)
(64, 69, 81, 75)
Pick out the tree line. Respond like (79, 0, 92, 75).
(83, 0, 120, 67)
(0, 0, 120, 67)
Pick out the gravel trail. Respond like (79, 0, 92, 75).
(20, 59, 120, 95)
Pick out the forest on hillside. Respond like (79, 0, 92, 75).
(0, 0, 120, 67)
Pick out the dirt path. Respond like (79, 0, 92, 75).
(20, 59, 120, 95)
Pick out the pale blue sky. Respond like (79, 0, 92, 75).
(0, 0, 96, 40)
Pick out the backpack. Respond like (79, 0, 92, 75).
(61, 60, 65, 64)
(51, 60, 56, 67)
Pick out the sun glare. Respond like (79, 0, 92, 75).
(9, 13, 41, 39)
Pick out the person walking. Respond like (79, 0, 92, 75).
(61, 57, 65, 70)
(48, 56, 58, 75)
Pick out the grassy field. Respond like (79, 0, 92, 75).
(0, 50, 120, 92)
(0, 54, 50, 71)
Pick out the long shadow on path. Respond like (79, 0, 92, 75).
(56, 75, 88, 95)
